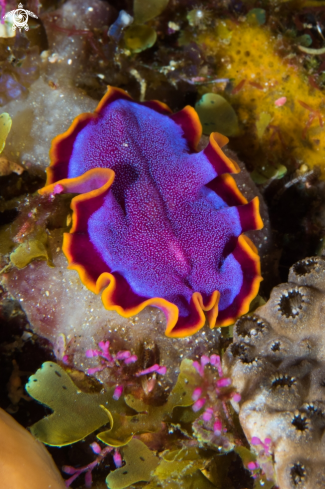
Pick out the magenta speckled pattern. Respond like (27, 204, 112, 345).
(42, 87, 263, 337)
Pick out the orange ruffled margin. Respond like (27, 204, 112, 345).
(40, 86, 263, 338)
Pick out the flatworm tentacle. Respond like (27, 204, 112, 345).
(40, 86, 263, 337)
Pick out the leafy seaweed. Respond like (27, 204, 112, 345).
(26, 359, 199, 447)
(106, 439, 158, 489)
(26, 362, 127, 446)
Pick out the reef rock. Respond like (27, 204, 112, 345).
(1, 0, 115, 174)
(223, 256, 325, 489)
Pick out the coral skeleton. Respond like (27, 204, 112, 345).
(224, 256, 325, 489)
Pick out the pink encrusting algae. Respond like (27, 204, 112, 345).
(245, 437, 275, 482)
(63, 443, 116, 488)
(85, 340, 137, 375)
(190, 354, 242, 448)
(84, 340, 167, 397)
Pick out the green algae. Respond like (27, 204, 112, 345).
(106, 438, 159, 489)
(251, 162, 287, 184)
(124, 25, 157, 53)
(26, 362, 126, 446)
(25, 357, 260, 489)
(147, 448, 230, 489)
(10, 238, 51, 269)
(246, 9, 266, 26)
(195, 94, 239, 137)
(0, 113, 12, 154)
(26, 359, 199, 447)
(133, 0, 169, 24)
(154, 447, 207, 479)
(98, 358, 199, 446)
(256, 112, 272, 140)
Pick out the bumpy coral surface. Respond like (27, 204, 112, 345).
(223, 256, 325, 489)
(40, 86, 263, 337)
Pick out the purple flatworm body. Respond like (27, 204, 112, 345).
(40, 86, 263, 337)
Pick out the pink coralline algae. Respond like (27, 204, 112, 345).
(63, 443, 119, 487)
(246, 437, 274, 482)
(40, 86, 263, 337)
(85, 340, 166, 397)
(190, 354, 242, 451)
(85, 340, 138, 375)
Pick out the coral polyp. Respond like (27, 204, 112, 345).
(187, 7, 212, 30)
(224, 256, 325, 489)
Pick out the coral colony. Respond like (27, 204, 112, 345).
(224, 256, 325, 489)
(40, 86, 263, 337)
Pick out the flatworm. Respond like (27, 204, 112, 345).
(40, 86, 263, 338)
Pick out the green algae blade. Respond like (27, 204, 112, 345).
(106, 438, 158, 489)
(133, 0, 169, 23)
(0, 113, 12, 154)
(26, 362, 124, 446)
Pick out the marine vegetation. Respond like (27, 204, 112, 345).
(224, 256, 325, 489)
(39, 86, 263, 338)
(25, 348, 259, 489)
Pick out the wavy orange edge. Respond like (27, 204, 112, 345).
(176, 105, 202, 150)
(210, 132, 241, 174)
(40, 87, 263, 337)
(215, 234, 262, 327)
(218, 173, 248, 205)
(251, 196, 264, 231)
(47, 87, 131, 185)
